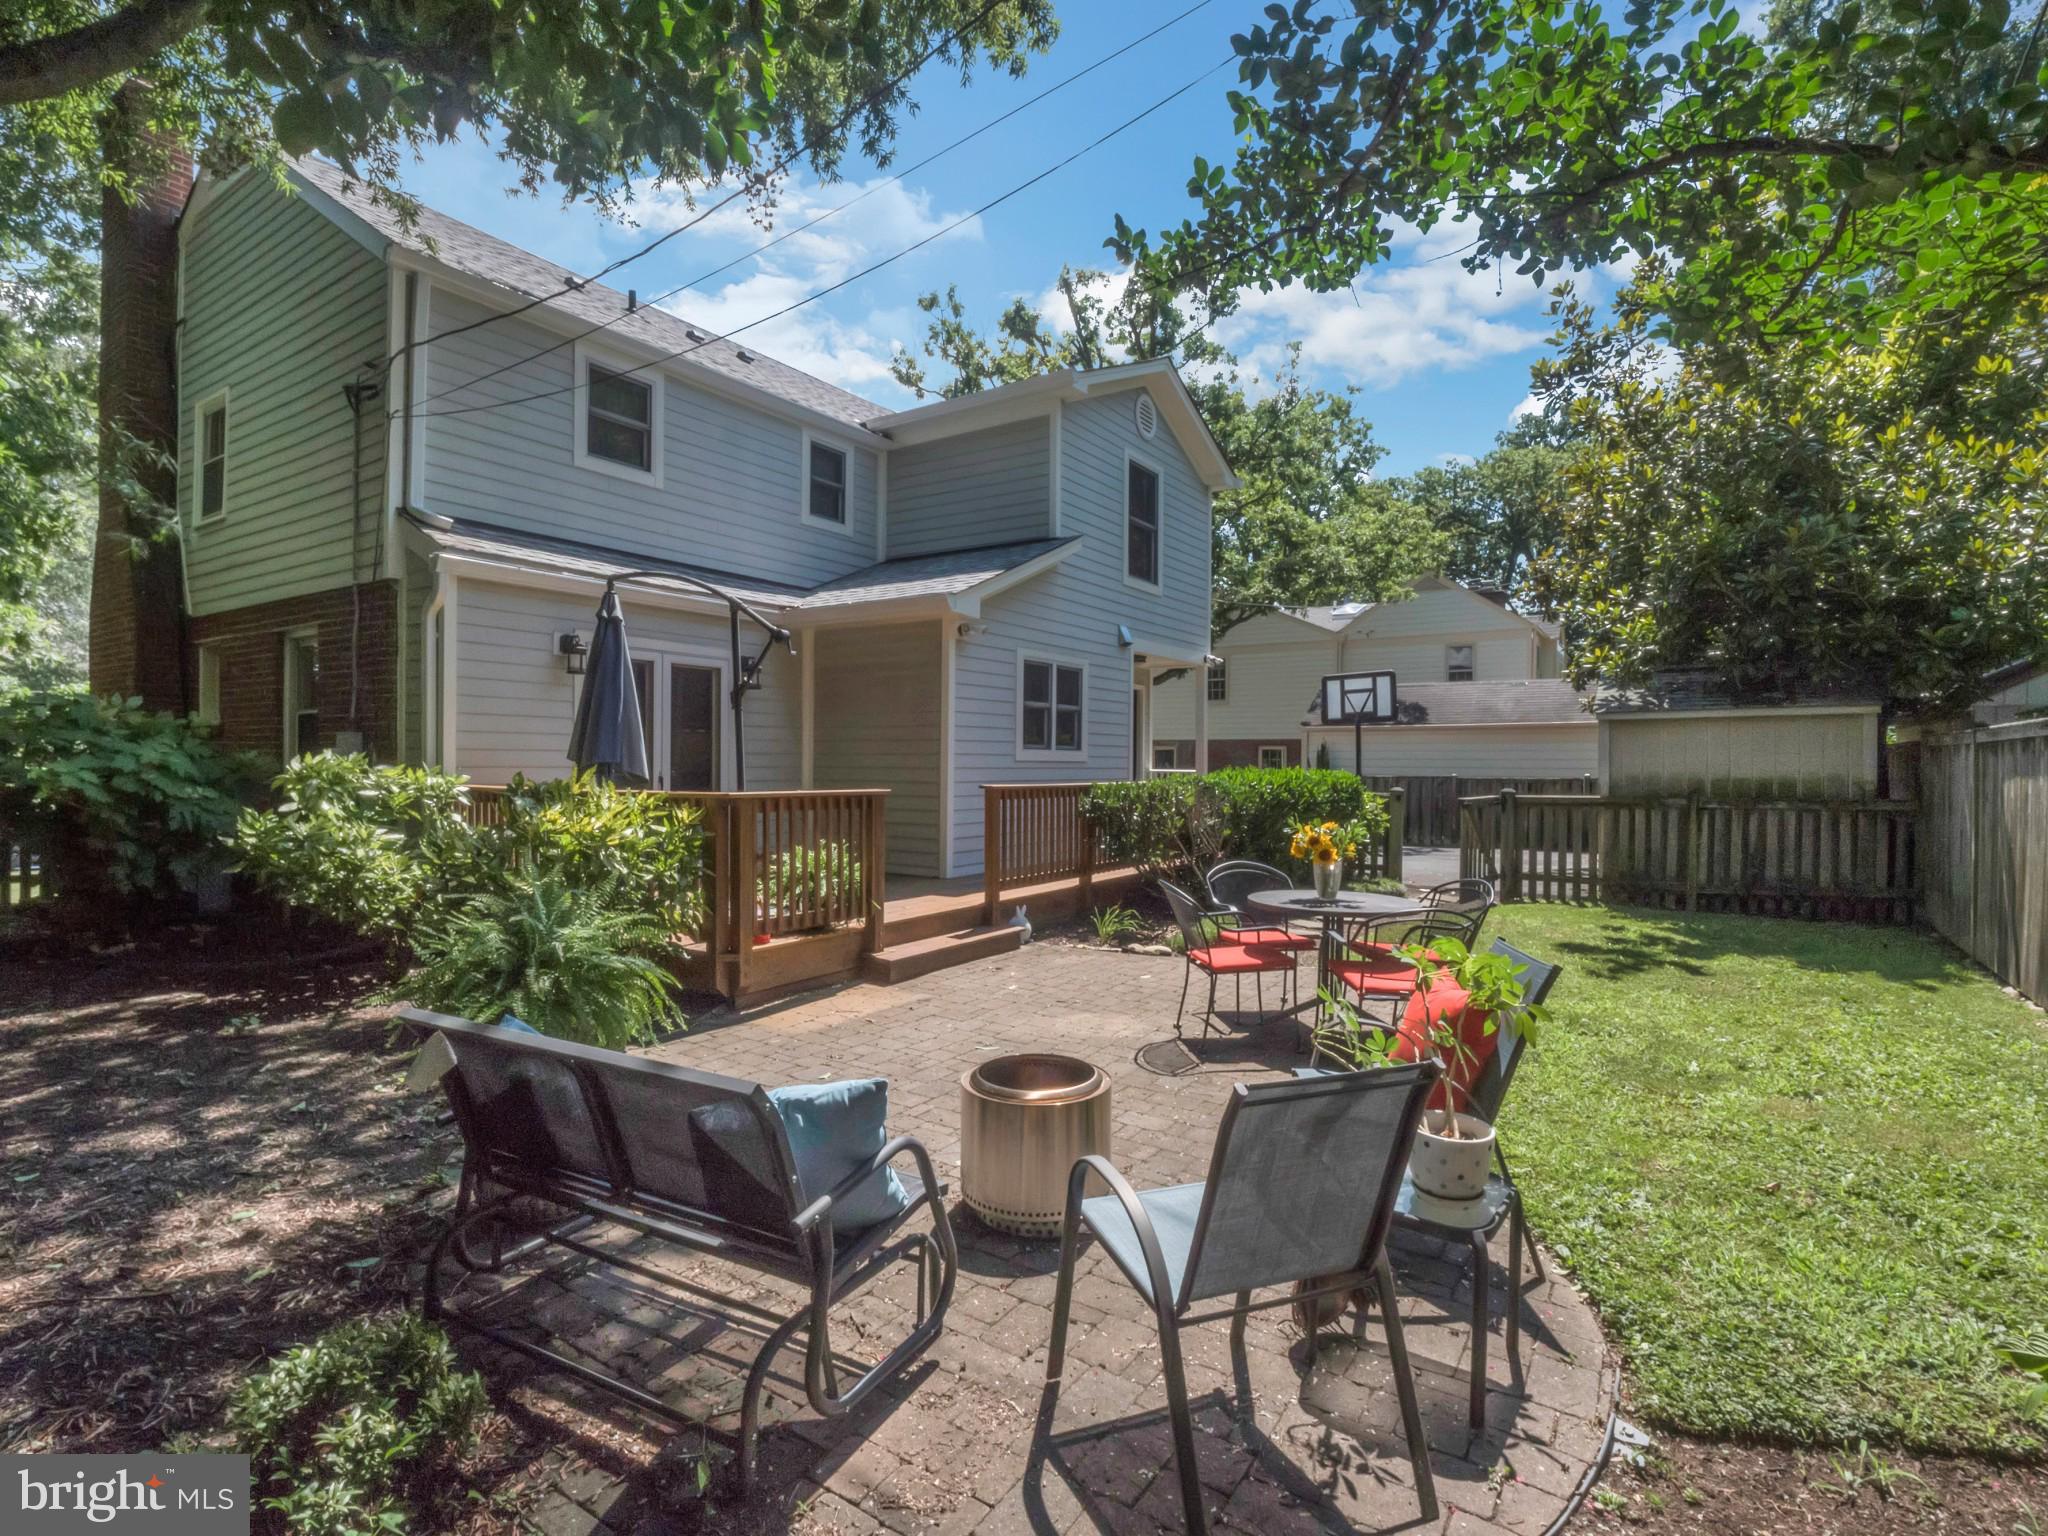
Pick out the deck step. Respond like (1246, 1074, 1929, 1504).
(883, 897, 989, 947)
(861, 924, 1023, 985)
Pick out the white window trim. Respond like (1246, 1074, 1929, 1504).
(192, 386, 230, 527)
(281, 626, 319, 761)
(1207, 657, 1227, 702)
(1121, 448, 1164, 594)
(1257, 744, 1288, 770)
(1153, 744, 1181, 771)
(800, 428, 859, 537)
(1445, 641, 1478, 682)
(1015, 651, 1088, 760)
(572, 342, 664, 488)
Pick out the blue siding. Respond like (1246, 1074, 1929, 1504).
(420, 289, 879, 586)
(887, 416, 1051, 557)
(947, 386, 1213, 874)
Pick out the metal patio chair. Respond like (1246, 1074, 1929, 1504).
(404, 1009, 957, 1492)
(1201, 859, 1317, 954)
(1160, 879, 1298, 1037)
(1303, 938, 1562, 1429)
(1044, 1064, 1442, 1535)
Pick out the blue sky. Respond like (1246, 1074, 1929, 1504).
(394, 1, 1624, 475)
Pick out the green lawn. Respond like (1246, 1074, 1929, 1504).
(1487, 903, 2048, 1457)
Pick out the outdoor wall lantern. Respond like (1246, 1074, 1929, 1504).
(557, 631, 589, 676)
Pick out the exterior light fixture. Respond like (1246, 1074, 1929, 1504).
(557, 631, 589, 676)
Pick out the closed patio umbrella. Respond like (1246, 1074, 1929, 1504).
(567, 586, 650, 785)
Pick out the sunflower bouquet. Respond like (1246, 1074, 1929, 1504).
(1288, 818, 1368, 865)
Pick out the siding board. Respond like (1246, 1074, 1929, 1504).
(887, 416, 1051, 556)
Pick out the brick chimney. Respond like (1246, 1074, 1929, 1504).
(88, 82, 192, 710)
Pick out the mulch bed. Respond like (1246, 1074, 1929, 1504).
(0, 926, 640, 1531)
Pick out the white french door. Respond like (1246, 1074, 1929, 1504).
(629, 654, 725, 790)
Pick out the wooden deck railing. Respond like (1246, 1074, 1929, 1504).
(1458, 790, 1918, 922)
(464, 785, 889, 1000)
(983, 783, 1099, 923)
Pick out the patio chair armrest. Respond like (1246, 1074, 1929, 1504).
(792, 1134, 941, 1233)
(1065, 1154, 1181, 1314)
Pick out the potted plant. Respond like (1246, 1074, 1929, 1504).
(1314, 937, 1546, 1201)
(1288, 818, 1374, 899)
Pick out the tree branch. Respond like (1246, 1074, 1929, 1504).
(0, 0, 211, 107)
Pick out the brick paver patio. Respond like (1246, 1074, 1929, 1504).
(453, 945, 1614, 1536)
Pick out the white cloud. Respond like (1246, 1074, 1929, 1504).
(1438, 452, 1476, 467)
(631, 174, 983, 401)
(1507, 393, 1542, 424)
(1213, 221, 1556, 389)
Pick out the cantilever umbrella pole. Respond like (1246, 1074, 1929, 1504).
(599, 571, 795, 793)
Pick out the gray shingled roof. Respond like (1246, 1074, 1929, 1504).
(1594, 670, 1881, 715)
(292, 158, 889, 434)
(407, 514, 1070, 615)
(803, 539, 1076, 609)
(1309, 679, 1592, 727)
(1292, 603, 1374, 632)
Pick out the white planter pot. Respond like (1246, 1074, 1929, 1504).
(1409, 1109, 1496, 1201)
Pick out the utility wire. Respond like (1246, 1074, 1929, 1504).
(410, 0, 1219, 412)
(414, 53, 1237, 421)
(387, 0, 1017, 367)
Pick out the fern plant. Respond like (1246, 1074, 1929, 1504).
(406, 876, 685, 1048)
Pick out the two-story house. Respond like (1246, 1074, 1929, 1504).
(1150, 576, 1592, 777)
(136, 157, 1231, 880)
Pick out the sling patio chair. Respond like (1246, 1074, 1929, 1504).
(1200, 859, 1318, 954)
(1300, 938, 1563, 1429)
(403, 1009, 958, 1493)
(1160, 878, 1300, 1039)
(1043, 1063, 1443, 1536)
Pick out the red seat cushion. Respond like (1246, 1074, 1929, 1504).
(1328, 955, 1419, 997)
(1188, 943, 1295, 974)
(1216, 925, 1316, 952)
(1389, 984, 1493, 1112)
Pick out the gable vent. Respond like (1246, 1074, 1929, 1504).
(1134, 393, 1158, 439)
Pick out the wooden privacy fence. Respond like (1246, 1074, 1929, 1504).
(465, 785, 889, 1002)
(982, 782, 1407, 923)
(1918, 719, 2047, 1004)
(1361, 775, 1596, 846)
(1458, 790, 1918, 923)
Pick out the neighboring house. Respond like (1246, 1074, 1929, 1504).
(1594, 672, 1884, 798)
(1150, 576, 1588, 775)
(121, 158, 1234, 880)
(1968, 657, 2048, 726)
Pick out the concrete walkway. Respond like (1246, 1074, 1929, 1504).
(463, 946, 1613, 1536)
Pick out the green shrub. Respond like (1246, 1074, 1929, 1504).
(227, 1313, 486, 1536)
(1080, 776, 1199, 880)
(0, 688, 254, 919)
(233, 756, 480, 937)
(1081, 768, 1389, 882)
(234, 761, 706, 938)
(759, 839, 862, 921)
(405, 875, 685, 1048)
(1088, 903, 1141, 942)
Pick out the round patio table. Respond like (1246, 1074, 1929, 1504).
(1245, 888, 1430, 1029)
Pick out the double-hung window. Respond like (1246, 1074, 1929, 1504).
(196, 392, 228, 522)
(1125, 458, 1161, 587)
(1446, 643, 1476, 682)
(1207, 659, 1227, 702)
(283, 632, 319, 760)
(1021, 659, 1084, 753)
(586, 365, 654, 471)
(807, 439, 848, 526)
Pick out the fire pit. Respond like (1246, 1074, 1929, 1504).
(959, 1053, 1112, 1237)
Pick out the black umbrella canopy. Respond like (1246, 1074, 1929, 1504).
(566, 586, 650, 786)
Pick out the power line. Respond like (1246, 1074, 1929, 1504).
(410, 0, 1219, 412)
(413, 52, 1237, 422)
(387, 0, 1018, 367)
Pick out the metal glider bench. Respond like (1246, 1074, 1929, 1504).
(404, 1010, 958, 1492)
